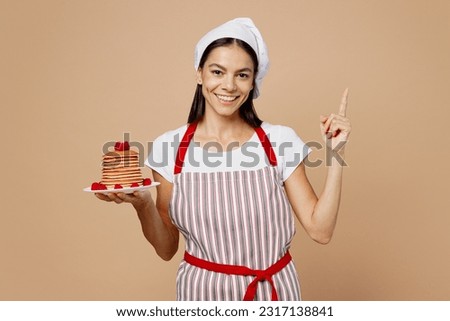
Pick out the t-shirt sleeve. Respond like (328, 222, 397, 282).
(275, 126, 312, 181)
(144, 132, 175, 183)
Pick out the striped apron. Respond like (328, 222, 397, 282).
(170, 122, 301, 301)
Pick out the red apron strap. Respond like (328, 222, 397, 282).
(174, 123, 276, 174)
(184, 251, 292, 301)
(174, 122, 198, 175)
(254, 126, 277, 166)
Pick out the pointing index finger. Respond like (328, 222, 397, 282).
(339, 88, 349, 117)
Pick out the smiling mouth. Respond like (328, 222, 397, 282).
(216, 94, 239, 103)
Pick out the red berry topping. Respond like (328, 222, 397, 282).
(143, 178, 152, 186)
(91, 182, 107, 190)
(114, 141, 130, 151)
(114, 184, 123, 189)
(130, 182, 139, 188)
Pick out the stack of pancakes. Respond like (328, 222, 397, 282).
(101, 149, 143, 188)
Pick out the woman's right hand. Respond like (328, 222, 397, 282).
(95, 190, 153, 211)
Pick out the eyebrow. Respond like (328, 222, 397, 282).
(208, 63, 253, 73)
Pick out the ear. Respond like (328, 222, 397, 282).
(196, 68, 203, 85)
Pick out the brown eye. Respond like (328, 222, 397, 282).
(238, 73, 250, 78)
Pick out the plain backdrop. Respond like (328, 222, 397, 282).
(1, 0, 449, 300)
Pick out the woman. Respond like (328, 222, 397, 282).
(96, 18, 351, 301)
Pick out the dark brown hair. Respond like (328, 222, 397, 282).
(187, 38, 263, 127)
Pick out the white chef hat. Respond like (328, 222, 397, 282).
(194, 17, 269, 99)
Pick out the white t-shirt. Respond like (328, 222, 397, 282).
(145, 122, 311, 183)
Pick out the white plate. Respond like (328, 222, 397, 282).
(83, 182, 160, 194)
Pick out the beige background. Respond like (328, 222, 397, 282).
(1, 0, 449, 300)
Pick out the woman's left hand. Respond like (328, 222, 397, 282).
(320, 88, 352, 152)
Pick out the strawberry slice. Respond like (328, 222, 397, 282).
(114, 141, 130, 151)
(91, 182, 107, 190)
(130, 182, 139, 188)
(114, 184, 123, 189)
(143, 178, 152, 186)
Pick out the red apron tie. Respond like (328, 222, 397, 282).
(184, 251, 292, 301)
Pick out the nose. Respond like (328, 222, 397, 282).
(222, 75, 236, 91)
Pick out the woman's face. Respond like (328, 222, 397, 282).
(197, 44, 255, 119)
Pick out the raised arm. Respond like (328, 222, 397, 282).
(284, 89, 351, 244)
